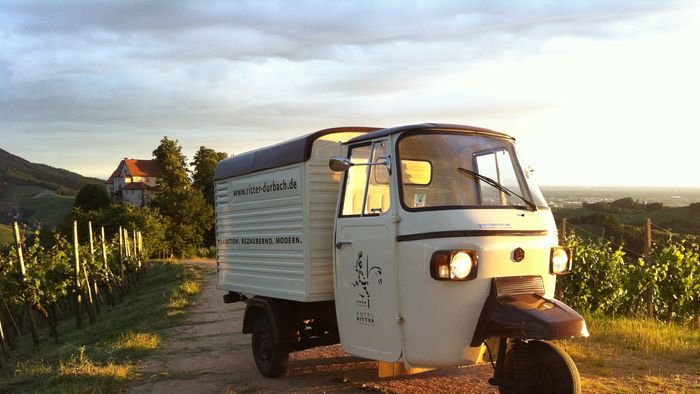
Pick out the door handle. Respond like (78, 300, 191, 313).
(335, 240, 352, 249)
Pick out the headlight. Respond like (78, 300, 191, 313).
(450, 252, 472, 279)
(431, 250, 478, 281)
(550, 246, 572, 275)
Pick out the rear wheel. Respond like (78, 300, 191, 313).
(498, 340, 580, 394)
(251, 314, 289, 378)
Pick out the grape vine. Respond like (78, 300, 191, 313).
(0, 221, 145, 360)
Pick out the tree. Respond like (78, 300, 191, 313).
(74, 184, 111, 211)
(191, 147, 227, 247)
(151, 137, 214, 257)
(191, 146, 228, 206)
(152, 137, 190, 190)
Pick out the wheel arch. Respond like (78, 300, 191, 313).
(242, 297, 299, 344)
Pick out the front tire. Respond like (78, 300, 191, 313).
(251, 314, 289, 378)
(498, 340, 581, 394)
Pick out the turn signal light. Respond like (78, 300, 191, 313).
(431, 250, 478, 281)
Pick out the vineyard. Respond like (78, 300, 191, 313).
(559, 221, 700, 324)
(0, 220, 146, 364)
(0, 215, 698, 392)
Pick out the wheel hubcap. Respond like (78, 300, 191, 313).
(258, 332, 272, 362)
(532, 366, 554, 393)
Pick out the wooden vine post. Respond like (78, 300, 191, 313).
(0, 318, 8, 362)
(131, 229, 139, 283)
(100, 227, 109, 271)
(119, 226, 126, 289)
(126, 229, 132, 284)
(560, 218, 567, 244)
(133, 229, 140, 272)
(101, 226, 117, 305)
(1, 290, 21, 344)
(124, 228, 132, 285)
(137, 231, 142, 269)
(644, 218, 653, 319)
(73, 221, 83, 328)
(13, 222, 39, 345)
(138, 231, 143, 257)
(80, 224, 96, 324)
(88, 222, 101, 313)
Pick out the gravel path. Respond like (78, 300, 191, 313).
(129, 260, 495, 393)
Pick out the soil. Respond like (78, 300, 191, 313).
(128, 260, 495, 393)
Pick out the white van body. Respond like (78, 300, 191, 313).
(215, 128, 375, 302)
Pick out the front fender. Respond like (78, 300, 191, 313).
(470, 276, 588, 347)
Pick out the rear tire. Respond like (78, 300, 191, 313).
(498, 340, 580, 394)
(251, 314, 289, 378)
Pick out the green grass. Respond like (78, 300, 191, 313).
(166, 276, 203, 317)
(0, 184, 50, 208)
(0, 260, 205, 393)
(0, 185, 75, 228)
(560, 315, 700, 393)
(0, 223, 12, 246)
(25, 191, 75, 227)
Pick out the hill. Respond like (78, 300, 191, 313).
(0, 147, 103, 196)
(0, 148, 104, 235)
(553, 197, 700, 256)
(0, 223, 12, 246)
(554, 198, 700, 235)
(0, 184, 75, 229)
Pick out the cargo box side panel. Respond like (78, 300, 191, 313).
(305, 134, 362, 300)
(216, 164, 308, 301)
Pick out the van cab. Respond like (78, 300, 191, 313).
(215, 123, 588, 393)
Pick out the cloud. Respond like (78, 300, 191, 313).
(0, 0, 696, 185)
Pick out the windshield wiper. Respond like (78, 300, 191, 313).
(457, 167, 537, 211)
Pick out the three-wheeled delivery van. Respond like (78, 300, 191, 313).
(214, 124, 588, 393)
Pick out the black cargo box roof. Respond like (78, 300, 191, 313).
(345, 123, 513, 144)
(214, 127, 380, 180)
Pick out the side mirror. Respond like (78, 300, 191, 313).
(329, 156, 353, 172)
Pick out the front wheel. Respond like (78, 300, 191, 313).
(251, 314, 289, 378)
(499, 340, 581, 394)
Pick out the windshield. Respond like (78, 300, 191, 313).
(397, 132, 548, 210)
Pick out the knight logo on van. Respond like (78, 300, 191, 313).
(214, 124, 587, 394)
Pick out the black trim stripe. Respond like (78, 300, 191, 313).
(396, 229, 550, 242)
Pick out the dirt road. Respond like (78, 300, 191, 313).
(129, 261, 494, 393)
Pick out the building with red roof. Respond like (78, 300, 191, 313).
(106, 159, 162, 206)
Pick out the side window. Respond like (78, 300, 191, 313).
(341, 145, 371, 216)
(341, 141, 391, 216)
(365, 141, 391, 215)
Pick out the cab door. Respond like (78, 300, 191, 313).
(334, 140, 401, 362)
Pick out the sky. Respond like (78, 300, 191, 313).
(1, 0, 699, 187)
